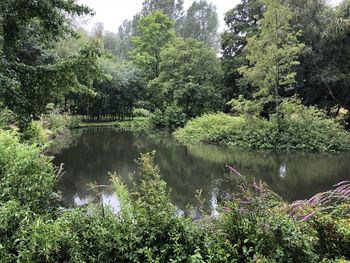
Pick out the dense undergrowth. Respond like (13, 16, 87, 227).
(0, 129, 350, 262)
(0, 106, 82, 154)
(174, 100, 350, 152)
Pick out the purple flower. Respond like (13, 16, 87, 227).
(301, 211, 316, 221)
(226, 165, 244, 179)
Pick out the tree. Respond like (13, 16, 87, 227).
(238, 0, 304, 112)
(149, 38, 223, 117)
(141, 0, 184, 21)
(0, 0, 102, 126)
(113, 19, 134, 59)
(178, 0, 219, 50)
(0, 0, 93, 61)
(220, 0, 264, 104)
(72, 57, 145, 121)
(281, 0, 329, 107)
(312, 0, 350, 118)
(130, 11, 175, 81)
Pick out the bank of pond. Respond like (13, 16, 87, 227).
(1, 110, 350, 261)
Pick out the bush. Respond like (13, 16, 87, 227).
(150, 105, 189, 131)
(0, 130, 57, 213)
(174, 112, 245, 145)
(44, 113, 76, 134)
(133, 108, 150, 117)
(21, 120, 47, 145)
(13, 152, 232, 262)
(175, 100, 350, 152)
(150, 108, 166, 129)
(0, 105, 16, 129)
(218, 180, 318, 262)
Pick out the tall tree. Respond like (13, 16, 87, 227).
(113, 19, 134, 59)
(312, 0, 350, 117)
(282, 0, 329, 106)
(220, 0, 264, 103)
(141, 0, 184, 21)
(130, 11, 175, 81)
(238, 0, 304, 111)
(178, 0, 219, 50)
(149, 38, 223, 117)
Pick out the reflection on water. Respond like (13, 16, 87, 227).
(53, 128, 350, 210)
(73, 193, 120, 214)
(279, 164, 287, 178)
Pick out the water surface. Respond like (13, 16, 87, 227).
(54, 128, 350, 210)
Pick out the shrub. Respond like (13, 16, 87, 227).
(174, 112, 245, 145)
(312, 214, 350, 259)
(133, 108, 151, 117)
(163, 104, 187, 130)
(0, 130, 57, 213)
(21, 120, 47, 146)
(175, 100, 350, 152)
(13, 152, 234, 262)
(218, 178, 318, 262)
(150, 108, 165, 128)
(0, 105, 16, 129)
(151, 105, 187, 131)
(42, 111, 81, 134)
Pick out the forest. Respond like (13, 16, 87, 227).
(1, 0, 350, 262)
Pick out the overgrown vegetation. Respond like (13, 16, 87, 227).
(175, 99, 350, 152)
(1, 134, 350, 262)
(2, 0, 350, 261)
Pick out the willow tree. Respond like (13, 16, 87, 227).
(238, 0, 304, 111)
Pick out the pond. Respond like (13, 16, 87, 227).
(54, 127, 350, 211)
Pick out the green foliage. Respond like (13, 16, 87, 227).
(116, 117, 152, 132)
(73, 57, 145, 121)
(149, 38, 223, 118)
(130, 11, 175, 81)
(221, 0, 264, 104)
(239, 0, 304, 110)
(0, 201, 34, 262)
(1, 134, 350, 261)
(178, 0, 220, 49)
(175, 99, 350, 152)
(22, 121, 47, 146)
(312, 212, 350, 259)
(133, 108, 151, 117)
(4, 152, 228, 262)
(0, 0, 100, 126)
(0, 103, 16, 129)
(219, 184, 318, 262)
(41, 112, 82, 154)
(174, 112, 244, 144)
(41, 111, 78, 135)
(150, 108, 166, 128)
(150, 105, 187, 130)
(0, 130, 57, 213)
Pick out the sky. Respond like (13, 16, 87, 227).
(78, 0, 343, 33)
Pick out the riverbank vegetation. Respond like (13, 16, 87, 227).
(2, 0, 350, 261)
(2, 0, 350, 151)
(1, 134, 350, 262)
(175, 99, 350, 152)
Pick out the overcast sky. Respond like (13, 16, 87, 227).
(78, 0, 343, 33)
